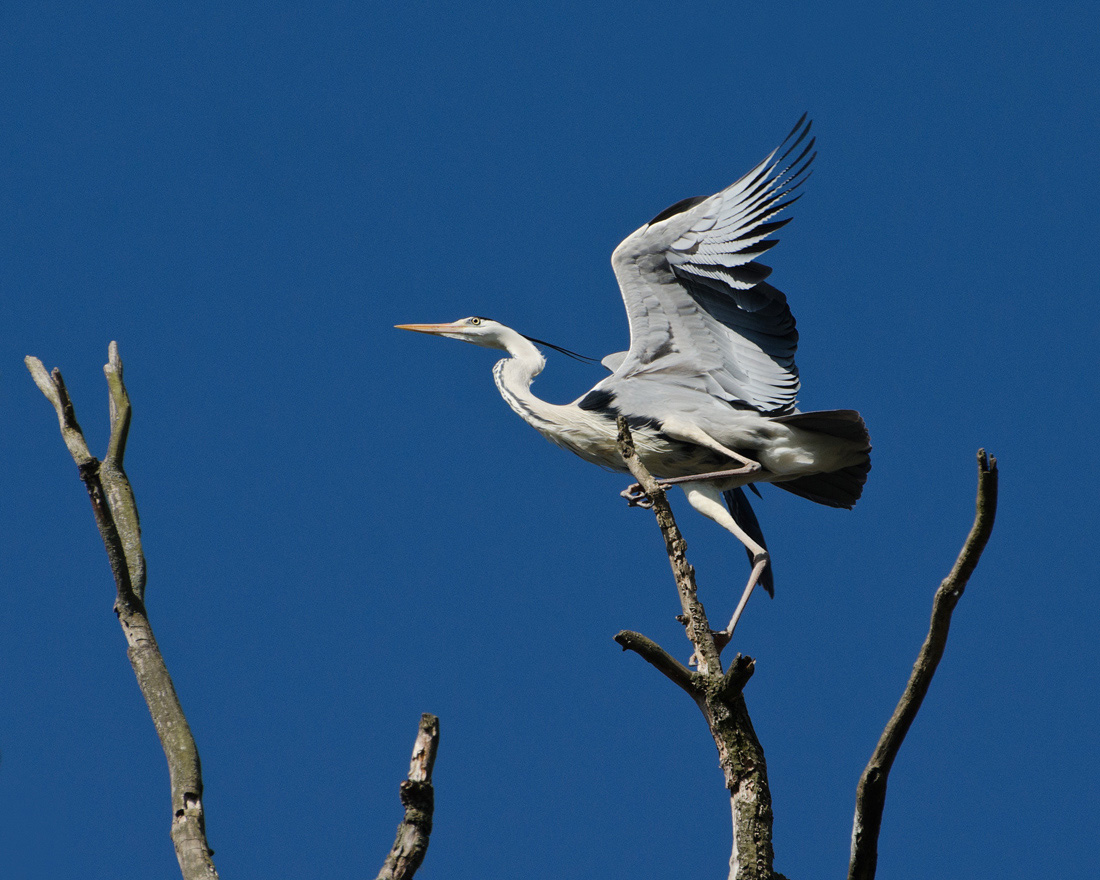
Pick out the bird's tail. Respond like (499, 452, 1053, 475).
(770, 409, 872, 509)
(723, 487, 774, 597)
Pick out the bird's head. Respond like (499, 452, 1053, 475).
(395, 316, 513, 351)
(397, 317, 597, 364)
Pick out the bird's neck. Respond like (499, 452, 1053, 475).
(491, 333, 562, 431)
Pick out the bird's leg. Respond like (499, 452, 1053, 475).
(623, 462, 761, 508)
(660, 420, 762, 463)
(624, 459, 761, 508)
(655, 420, 764, 487)
(621, 425, 763, 508)
(622, 461, 762, 508)
(656, 464, 760, 487)
(682, 481, 770, 649)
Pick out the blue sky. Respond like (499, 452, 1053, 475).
(3, 2, 1098, 878)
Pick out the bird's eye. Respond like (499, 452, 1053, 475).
(470, 317, 481, 325)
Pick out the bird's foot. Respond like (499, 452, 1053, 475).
(620, 483, 654, 509)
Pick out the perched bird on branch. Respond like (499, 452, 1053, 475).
(398, 116, 870, 638)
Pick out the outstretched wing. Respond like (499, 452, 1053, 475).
(603, 116, 815, 415)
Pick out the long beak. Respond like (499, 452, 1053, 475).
(395, 322, 459, 335)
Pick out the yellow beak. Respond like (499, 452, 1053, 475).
(394, 322, 460, 334)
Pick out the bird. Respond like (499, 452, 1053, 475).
(397, 116, 870, 641)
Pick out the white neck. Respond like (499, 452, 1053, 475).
(491, 330, 564, 432)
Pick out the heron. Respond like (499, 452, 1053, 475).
(397, 116, 870, 642)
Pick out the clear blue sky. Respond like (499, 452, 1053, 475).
(3, 2, 1098, 878)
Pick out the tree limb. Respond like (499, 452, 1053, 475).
(102, 341, 147, 600)
(376, 713, 441, 880)
(614, 630, 697, 695)
(615, 418, 775, 880)
(848, 449, 999, 880)
(26, 345, 219, 880)
(615, 417, 721, 676)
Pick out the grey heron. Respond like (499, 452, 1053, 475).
(397, 116, 870, 641)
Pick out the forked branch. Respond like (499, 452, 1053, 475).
(848, 449, 999, 880)
(27, 345, 218, 880)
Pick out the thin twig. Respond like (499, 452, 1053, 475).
(376, 714, 441, 880)
(848, 449, 999, 880)
(27, 345, 219, 880)
(25, 358, 94, 466)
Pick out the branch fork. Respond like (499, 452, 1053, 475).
(28, 345, 216, 880)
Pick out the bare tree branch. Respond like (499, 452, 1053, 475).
(848, 449, 999, 880)
(102, 341, 147, 600)
(26, 358, 94, 466)
(26, 345, 219, 880)
(376, 713, 441, 880)
(615, 417, 721, 676)
(615, 418, 775, 880)
(614, 630, 697, 694)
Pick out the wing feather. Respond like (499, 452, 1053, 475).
(605, 117, 814, 414)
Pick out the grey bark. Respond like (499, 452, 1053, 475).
(28, 344, 218, 880)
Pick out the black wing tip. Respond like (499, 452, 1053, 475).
(646, 117, 813, 231)
(783, 114, 812, 147)
(786, 112, 809, 138)
(775, 115, 816, 183)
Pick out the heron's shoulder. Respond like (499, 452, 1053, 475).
(646, 194, 711, 227)
(611, 190, 721, 270)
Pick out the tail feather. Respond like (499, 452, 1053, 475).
(723, 487, 774, 597)
(771, 408, 870, 447)
(770, 409, 871, 509)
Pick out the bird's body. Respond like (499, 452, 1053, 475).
(492, 335, 863, 490)
(398, 116, 869, 639)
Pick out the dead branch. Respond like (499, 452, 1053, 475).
(375, 713, 441, 880)
(848, 449, 999, 880)
(615, 417, 775, 880)
(27, 345, 219, 880)
(615, 417, 721, 676)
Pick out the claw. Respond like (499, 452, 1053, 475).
(620, 483, 654, 508)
